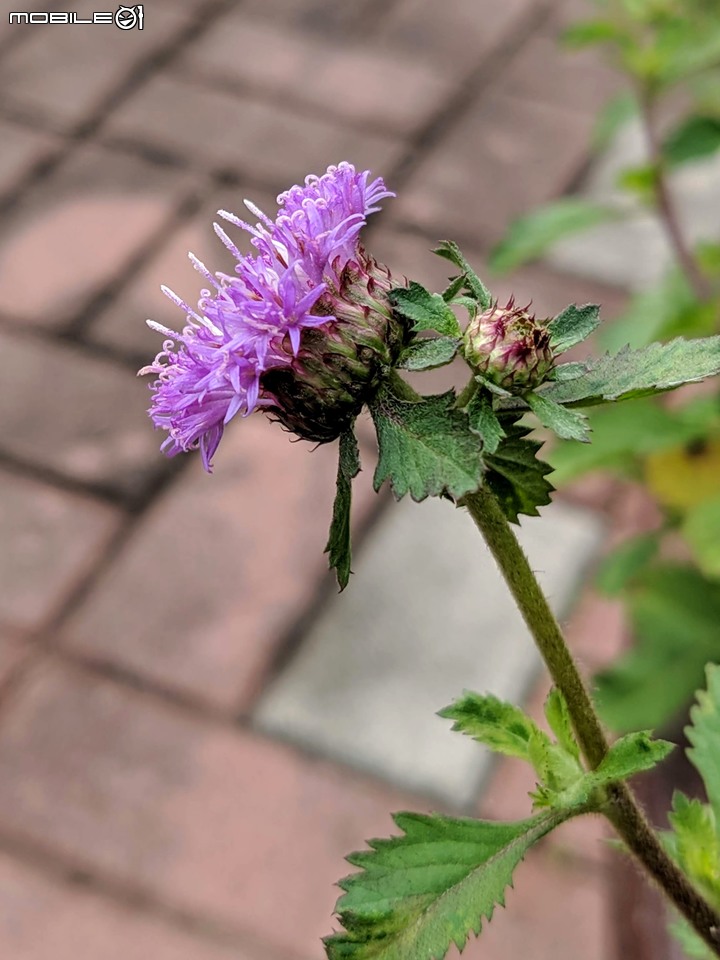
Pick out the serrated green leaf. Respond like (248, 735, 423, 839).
(464, 390, 506, 454)
(593, 91, 638, 150)
(489, 200, 617, 273)
(683, 498, 720, 578)
(688, 665, 720, 825)
(325, 429, 361, 591)
(325, 810, 568, 960)
(664, 115, 720, 167)
(390, 283, 461, 337)
(596, 566, 720, 732)
(526, 393, 591, 442)
(370, 387, 484, 502)
(544, 688, 580, 763)
(433, 240, 491, 309)
(596, 533, 659, 597)
(667, 792, 720, 907)
(527, 729, 584, 805)
(588, 731, 674, 786)
(441, 273, 467, 303)
(484, 417, 554, 522)
(548, 303, 601, 354)
(397, 337, 460, 372)
(540, 336, 720, 407)
(438, 692, 544, 762)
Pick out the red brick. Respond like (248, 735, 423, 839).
(563, 587, 628, 674)
(376, 0, 539, 77)
(370, 228, 628, 320)
(500, 34, 619, 117)
(0, 629, 31, 689)
(0, 661, 423, 957)
(61, 413, 381, 710)
(238, 0, 357, 32)
(0, 2, 65, 44)
(89, 186, 277, 357)
(0, 144, 191, 329)
(0, 120, 59, 199)
(102, 75, 405, 186)
(458, 846, 607, 960)
(0, 853, 272, 960)
(0, 470, 120, 631)
(0, 332, 169, 498)
(0, 3, 194, 131)
(392, 92, 595, 247)
(180, 15, 454, 137)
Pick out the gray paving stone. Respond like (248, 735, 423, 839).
(255, 497, 603, 807)
(549, 122, 720, 289)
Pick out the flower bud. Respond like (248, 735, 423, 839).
(463, 298, 554, 392)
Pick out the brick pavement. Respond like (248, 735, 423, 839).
(0, 1, 638, 957)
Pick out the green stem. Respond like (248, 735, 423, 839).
(462, 484, 720, 957)
(638, 87, 712, 303)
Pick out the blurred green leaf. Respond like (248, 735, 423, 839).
(688, 664, 720, 824)
(563, 19, 625, 48)
(595, 565, 720, 732)
(664, 115, 720, 167)
(489, 200, 618, 273)
(599, 268, 697, 352)
(596, 532, 660, 596)
(683, 497, 720, 578)
(547, 394, 720, 485)
(593, 92, 638, 149)
(617, 163, 658, 203)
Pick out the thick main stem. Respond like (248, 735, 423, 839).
(463, 485, 720, 957)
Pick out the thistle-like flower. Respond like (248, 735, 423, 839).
(140, 163, 406, 469)
(462, 298, 554, 392)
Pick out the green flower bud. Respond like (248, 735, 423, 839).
(463, 298, 554, 393)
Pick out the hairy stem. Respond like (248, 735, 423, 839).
(462, 484, 720, 956)
(638, 89, 713, 302)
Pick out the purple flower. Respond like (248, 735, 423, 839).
(140, 163, 395, 470)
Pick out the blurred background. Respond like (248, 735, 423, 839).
(1, 0, 719, 957)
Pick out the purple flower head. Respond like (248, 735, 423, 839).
(140, 163, 395, 470)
